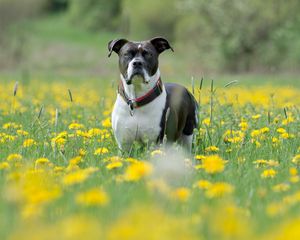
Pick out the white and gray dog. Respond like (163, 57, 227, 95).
(108, 37, 198, 151)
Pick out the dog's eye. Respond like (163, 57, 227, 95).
(124, 51, 134, 58)
(142, 50, 152, 58)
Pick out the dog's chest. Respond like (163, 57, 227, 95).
(112, 91, 166, 149)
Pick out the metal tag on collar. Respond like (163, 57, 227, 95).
(128, 100, 135, 116)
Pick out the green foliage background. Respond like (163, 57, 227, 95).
(1, 0, 300, 73)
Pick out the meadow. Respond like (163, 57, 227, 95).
(0, 77, 300, 240)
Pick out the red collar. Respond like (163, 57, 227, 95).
(118, 77, 163, 110)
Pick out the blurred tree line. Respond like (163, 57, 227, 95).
(1, 0, 300, 72)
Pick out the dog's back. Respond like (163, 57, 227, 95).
(158, 83, 198, 147)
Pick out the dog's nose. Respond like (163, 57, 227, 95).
(132, 60, 142, 67)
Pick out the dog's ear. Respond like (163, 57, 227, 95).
(150, 37, 174, 54)
(108, 39, 128, 57)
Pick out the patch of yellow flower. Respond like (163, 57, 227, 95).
(205, 145, 219, 153)
(94, 147, 109, 155)
(205, 182, 234, 198)
(172, 187, 191, 202)
(23, 139, 37, 147)
(261, 169, 277, 179)
(124, 161, 153, 181)
(63, 167, 98, 186)
(196, 155, 227, 174)
(76, 188, 109, 206)
(7, 154, 22, 162)
(106, 161, 123, 170)
(101, 117, 112, 128)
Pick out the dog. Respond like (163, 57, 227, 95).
(108, 37, 198, 151)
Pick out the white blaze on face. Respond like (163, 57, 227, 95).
(127, 44, 150, 83)
(127, 58, 152, 83)
(127, 58, 142, 81)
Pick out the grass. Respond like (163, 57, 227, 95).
(0, 78, 300, 239)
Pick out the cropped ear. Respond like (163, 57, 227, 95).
(150, 37, 174, 54)
(108, 38, 128, 57)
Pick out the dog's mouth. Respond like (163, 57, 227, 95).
(127, 69, 148, 85)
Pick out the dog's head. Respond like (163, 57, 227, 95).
(108, 37, 173, 85)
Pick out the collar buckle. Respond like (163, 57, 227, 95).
(128, 99, 137, 110)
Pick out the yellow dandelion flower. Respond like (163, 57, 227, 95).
(290, 176, 300, 183)
(281, 132, 294, 139)
(69, 156, 82, 165)
(290, 167, 298, 176)
(193, 180, 212, 189)
(172, 187, 191, 202)
(79, 148, 86, 156)
(23, 139, 37, 147)
(104, 156, 123, 163)
(250, 130, 261, 138)
(0, 162, 10, 170)
(75, 130, 92, 138)
(251, 114, 261, 120)
(52, 137, 67, 146)
(205, 146, 219, 153)
(51, 135, 67, 148)
(101, 117, 112, 128)
(226, 148, 232, 153)
(266, 160, 279, 167)
(16, 129, 29, 136)
(124, 161, 153, 181)
(63, 168, 97, 186)
(205, 182, 234, 198)
(292, 154, 300, 165)
(289, 168, 300, 183)
(106, 161, 123, 170)
(272, 137, 279, 144)
(54, 166, 65, 173)
(202, 118, 211, 126)
(260, 127, 270, 134)
(253, 140, 261, 148)
(7, 153, 22, 162)
(261, 169, 277, 178)
(2, 122, 21, 129)
(239, 121, 248, 131)
(282, 116, 295, 125)
(35, 158, 51, 170)
(201, 155, 227, 174)
(35, 157, 50, 165)
(76, 188, 109, 206)
(88, 128, 103, 137)
(68, 122, 85, 130)
(94, 147, 109, 155)
(194, 164, 203, 170)
(272, 183, 290, 192)
(195, 155, 206, 161)
(277, 127, 286, 134)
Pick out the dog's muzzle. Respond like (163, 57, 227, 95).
(127, 69, 146, 85)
